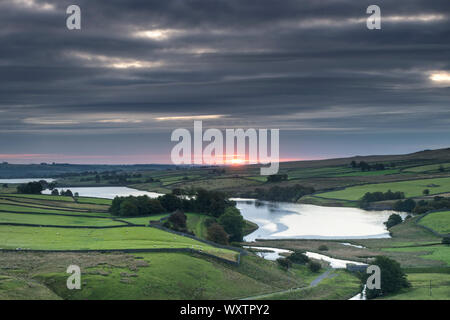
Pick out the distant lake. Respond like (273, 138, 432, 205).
(43, 186, 163, 199)
(234, 199, 405, 241)
(0, 178, 55, 184)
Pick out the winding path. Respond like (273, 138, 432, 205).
(239, 269, 337, 300)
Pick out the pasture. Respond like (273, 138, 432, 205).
(419, 211, 450, 234)
(379, 272, 450, 300)
(316, 177, 450, 201)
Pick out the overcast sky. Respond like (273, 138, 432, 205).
(0, 0, 449, 164)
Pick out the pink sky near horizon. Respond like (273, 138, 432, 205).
(0, 153, 312, 165)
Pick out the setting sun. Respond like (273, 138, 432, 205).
(230, 158, 245, 165)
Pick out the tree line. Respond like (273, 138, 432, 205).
(109, 188, 246, 244)
(252, 184, 315, 202)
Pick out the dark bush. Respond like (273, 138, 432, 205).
(287, 250, 309, 264)
(276, 258, 292, 270)
(206, 223, 229, 245)
(308, 261, 321, 273)
(385, 214, 403, 229)
(364, 256, 410, 299)
(442, 236, 450, 245)
(17, 182, 43, 194)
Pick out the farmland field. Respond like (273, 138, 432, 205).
(379, 273, 450, 300)
(316, 177, 450, 201)
(419, 211, 450, 234)
(0, 212, 125, 227)
(404, 162, 450, 173)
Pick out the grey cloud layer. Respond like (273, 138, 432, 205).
(0, 0, 449, 161)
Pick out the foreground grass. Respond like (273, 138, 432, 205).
(258, 270, 360, 300)
(0, 225, 236, 261)
(379, 273, 450, 300)
(316, 177, 450, 200)
(419, 211, 450, 234)
(0, 252, 310, 300)
(0, 275, 61, 300)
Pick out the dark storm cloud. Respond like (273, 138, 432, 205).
(0, 0, 449, 162)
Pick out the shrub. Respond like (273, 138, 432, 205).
(276, 258, 292, 270)
(393, 199, 417, 213)
(442, 236, 450, 245)
(206, 223, 229, 245)
(218, 207, 245, 242)
(287, 250, 309, 264)
(364, 256, 410, 299)
(17, 182, 43, 194)
(385, 214, 403, 229)
(307, 261, 321, 273)
(318, 245, 329, 251)
(167, 210, 187, 232)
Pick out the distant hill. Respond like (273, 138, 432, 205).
(278, 148, 450, 170)
(0, 163, 176, 179)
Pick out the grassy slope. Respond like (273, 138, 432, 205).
(316, 177, 450, 200)
(0, 252, 311, 300)
(0, 212, 125, 227)
(258, 270, 360, 300)
(419, 211, 450, 234)
(0, 225, 235, 260)
(379, 272, 450, 300)
(0, 275, 61, 300)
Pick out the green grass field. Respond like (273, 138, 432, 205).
(0, 225, 236, 260)
(404, 162, 450, 173)
(419, 211, 450, 234)
(316, 177, 450, 201)
(120, 214, 169, 226)
(258, 270, 361, 300)
(379, 273, 450, 300)
(0, 212, 125, 227)
(0, 252, 310, 300)
(383, 245, 450, 266)
(186, 213, 210, 239)
(0, 203, 110, 217)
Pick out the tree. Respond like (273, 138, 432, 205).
(423, 189, 430, 196)
(287, 250, 309, 264)
(385, 214, 403, 229)
(206, 223, 229, 245)
(17, 182, 43, 194)
(276, 258, 292, 270)
(308, 261, 321, 272)
(119, 198, 139, 216)
(51, 189, 59, 196)
(364, 256, 410, 299)
(158, 194, 183, 212)
(167, 210, 187, 231)
(95, 174, 101, 183)
(393, 199, 416, 213)
(218, 207, 245, 242)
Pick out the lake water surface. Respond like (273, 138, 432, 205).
(234, 199, 404, 241)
